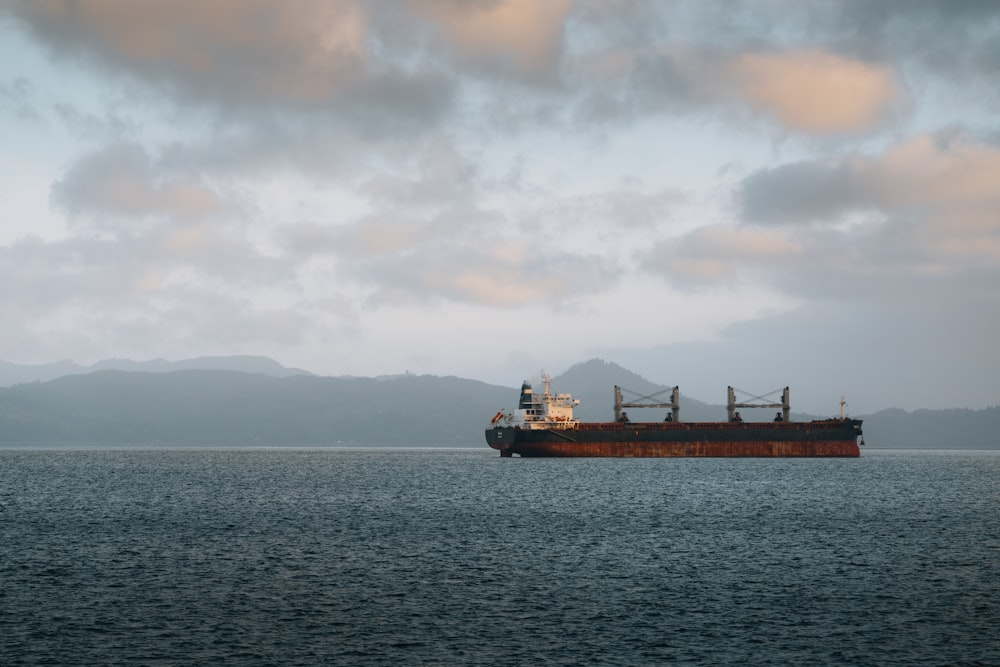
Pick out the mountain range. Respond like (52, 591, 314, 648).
(0, 357, 996, 448)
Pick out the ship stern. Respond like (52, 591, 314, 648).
(485, 426, 515, 457)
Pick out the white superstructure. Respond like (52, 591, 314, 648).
(494, 373, 580, 430)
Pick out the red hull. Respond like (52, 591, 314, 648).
(485, 420, 863, 457)
(496, 439, 860, 458)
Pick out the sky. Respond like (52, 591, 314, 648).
(1, 0, 998, 415)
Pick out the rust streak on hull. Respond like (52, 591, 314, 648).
(495, 439, 860, 458)
(486, 422, 862, 458)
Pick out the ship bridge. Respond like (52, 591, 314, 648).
(515, 373, 580, 429)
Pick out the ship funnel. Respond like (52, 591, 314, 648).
(518, 381, 533, 410)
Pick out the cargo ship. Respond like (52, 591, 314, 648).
(485, 374, 863, 457)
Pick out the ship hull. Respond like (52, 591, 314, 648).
(485, 420, 862, 458)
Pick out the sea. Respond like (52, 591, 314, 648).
(1, 447, 998, 666)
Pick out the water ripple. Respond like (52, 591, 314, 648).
(1, 448, 998, 665)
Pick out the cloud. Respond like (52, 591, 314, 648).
(740, 160, 863, 225)
(815, 0, 1000, 87)
(358, 141, 480, 207)
(352, 242, 619, 308)
(329, 200, 620, 308)
(27, 142, 302, 317)
(7, 0, 369, 107)
(740, 131, 1000, 255)
(642, 131, 1000, 303)
(51, 142, 231, 223)
(725, 50, 901, 134)
(859, 132, 1000, 217)
(0, 75, 41, 121)
(643, 224, 803, 286)
(410, 0, 574, 81)
(625, 47, 905, 136)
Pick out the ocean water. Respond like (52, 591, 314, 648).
(1, 448, 998, 666)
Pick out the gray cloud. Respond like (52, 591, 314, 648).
(51, 142, 233, 222)
(52, 103, 138, 142)
(820, 0, 1000, 79)
(8, 1, 367, 105)
(0, 75, 40, 121)
(739, 160, 865, 225)
(351, 244, 619, 308)
(739, 129, 1000, 234)
(397, 0, 573, 84)
(327, 188, 623, 308)
(357, 142, 480, 208)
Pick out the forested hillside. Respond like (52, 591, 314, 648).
(0, 370, 510, 446)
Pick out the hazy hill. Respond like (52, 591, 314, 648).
(0, 356, 312, 387)
(0, 370, 510, 446)
(859, 406, 1000, 449)
(89, 355, 314, 377)
(0, 359, 85, 387)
